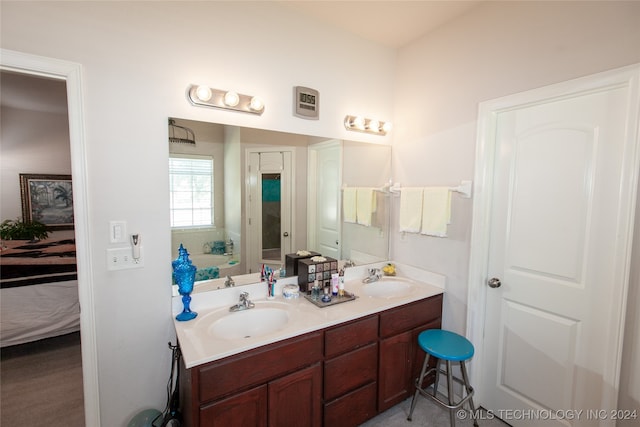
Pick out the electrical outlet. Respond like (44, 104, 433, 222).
(107, 246, 144, 270)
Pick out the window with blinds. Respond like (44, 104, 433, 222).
(169, 155, 214, 228)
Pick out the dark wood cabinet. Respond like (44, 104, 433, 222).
(378, 296, 443, 412)
(180, 294, 443, 427)
(323, 315, 378, 427)
(269, 364, 322, 427)
(378, 330, 413, 411)
(181, 332, 323, 427)
(323, 382, 377, 427)
(199, 385, 267, 427)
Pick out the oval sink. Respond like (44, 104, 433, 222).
(362, 278, 415, 298)
(208, 307, 289, 340)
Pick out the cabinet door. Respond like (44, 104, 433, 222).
(199, 385, 267, 427)
(378, 330, 413, 412)
(268, 364, 322, 427)
(411, 320, 442, 390)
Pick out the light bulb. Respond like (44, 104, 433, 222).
(224, 91, 240, 107)
(382, 122, 392, 133)
(195, 85, 212, 102)
(368, 119, 380, 132)
(353, 116, 365, 130)
(250, 96, 264, 112)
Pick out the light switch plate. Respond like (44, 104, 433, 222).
(109, 221, 127, 243)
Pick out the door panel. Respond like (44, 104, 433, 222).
(500, 300, 578, 411)
(481, 74, 638, 426)
(308, 142, 341, 260)
(507, 125, 595, 283)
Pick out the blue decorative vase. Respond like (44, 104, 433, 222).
(172, 244, 198, 321)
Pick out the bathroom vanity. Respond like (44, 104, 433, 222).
(174, 267, 444, 427)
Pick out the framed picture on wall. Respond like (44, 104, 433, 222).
(19, 173, 74, 230)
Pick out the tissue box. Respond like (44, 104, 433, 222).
(285, 251, 321, 277)
(297, 257, 338, 293)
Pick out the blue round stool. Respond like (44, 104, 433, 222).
(407, 329, 479, 426)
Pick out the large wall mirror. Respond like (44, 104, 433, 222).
(169, 118, 391, 289)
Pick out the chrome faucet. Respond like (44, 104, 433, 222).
(229, 291, 255, 312)
(224, 275, 235, 287)
(362, 268, 382, 284)
(343, 259, 356, 268)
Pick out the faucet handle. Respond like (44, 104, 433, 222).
(240, 291, 249, 300)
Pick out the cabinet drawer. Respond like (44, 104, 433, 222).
(324, 343, 377, 401)
(198, 331, 322, 402)
(379, 294, 443, 338)
(324, 382, 377, 427)
(325, 315, 378, 358)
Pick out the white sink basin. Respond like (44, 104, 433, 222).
(362, 278, 415, 298)
(208, 306, 289, 340)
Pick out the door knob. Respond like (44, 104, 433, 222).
(488, 278, 502, 288)
(283, 232, 289, 237)
(335, 240, 339, 245)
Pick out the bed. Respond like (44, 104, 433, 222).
(0, 238, 80, 347)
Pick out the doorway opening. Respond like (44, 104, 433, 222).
(0, 49, 99, 426)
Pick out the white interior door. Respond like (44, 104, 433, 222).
(308, 141, 341, 259)
(471, 66, 640, 426)
(247, 150, 292, 273)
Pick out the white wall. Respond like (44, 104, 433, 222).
(0, 105, 72, 221)
(391, 0, 640, 411)
(1, 2, 395, 425)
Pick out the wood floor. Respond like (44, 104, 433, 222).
(1, 332, 85, 426)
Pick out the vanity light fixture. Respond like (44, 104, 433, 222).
(223, 90, 240, 107)
(344, 115, 391, 135)
(187, 84, 265, 115)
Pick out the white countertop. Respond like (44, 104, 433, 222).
(173, 262, 445, 368)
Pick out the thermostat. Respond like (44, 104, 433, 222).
(294, 86, 319, 119)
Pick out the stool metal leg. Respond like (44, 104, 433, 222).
(460, 361, 479, 427)
(433, 358, 440, 397)
(407, 353, 430, 421)
(446, 361, 456, 427)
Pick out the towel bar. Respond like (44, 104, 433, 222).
(389, 181, 472, 199)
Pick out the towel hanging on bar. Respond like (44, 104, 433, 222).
(343, 187, 357, 223)
(356, 188, 375, 226)
(399, 188, 423, 233)
(421, 187, 451, 237)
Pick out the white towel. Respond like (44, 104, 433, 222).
(421, 187, 451, 237)
(399, 188, 423, 233)
(343, 187, 357, 223)
(356, 187, 375, 226)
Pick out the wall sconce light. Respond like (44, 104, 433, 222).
(344, 115, 391, 135)
(187, 84, 265, 115)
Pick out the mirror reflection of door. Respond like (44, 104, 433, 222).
(247, 150, 292, 272)
(308, 141, 341, 260)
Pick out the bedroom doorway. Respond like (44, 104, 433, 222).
(0, 69, 84, 426)
(0, 50, 98, 426)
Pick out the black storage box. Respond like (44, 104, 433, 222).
(284, 251, 321, 277)
(297, 256, 339, 293)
